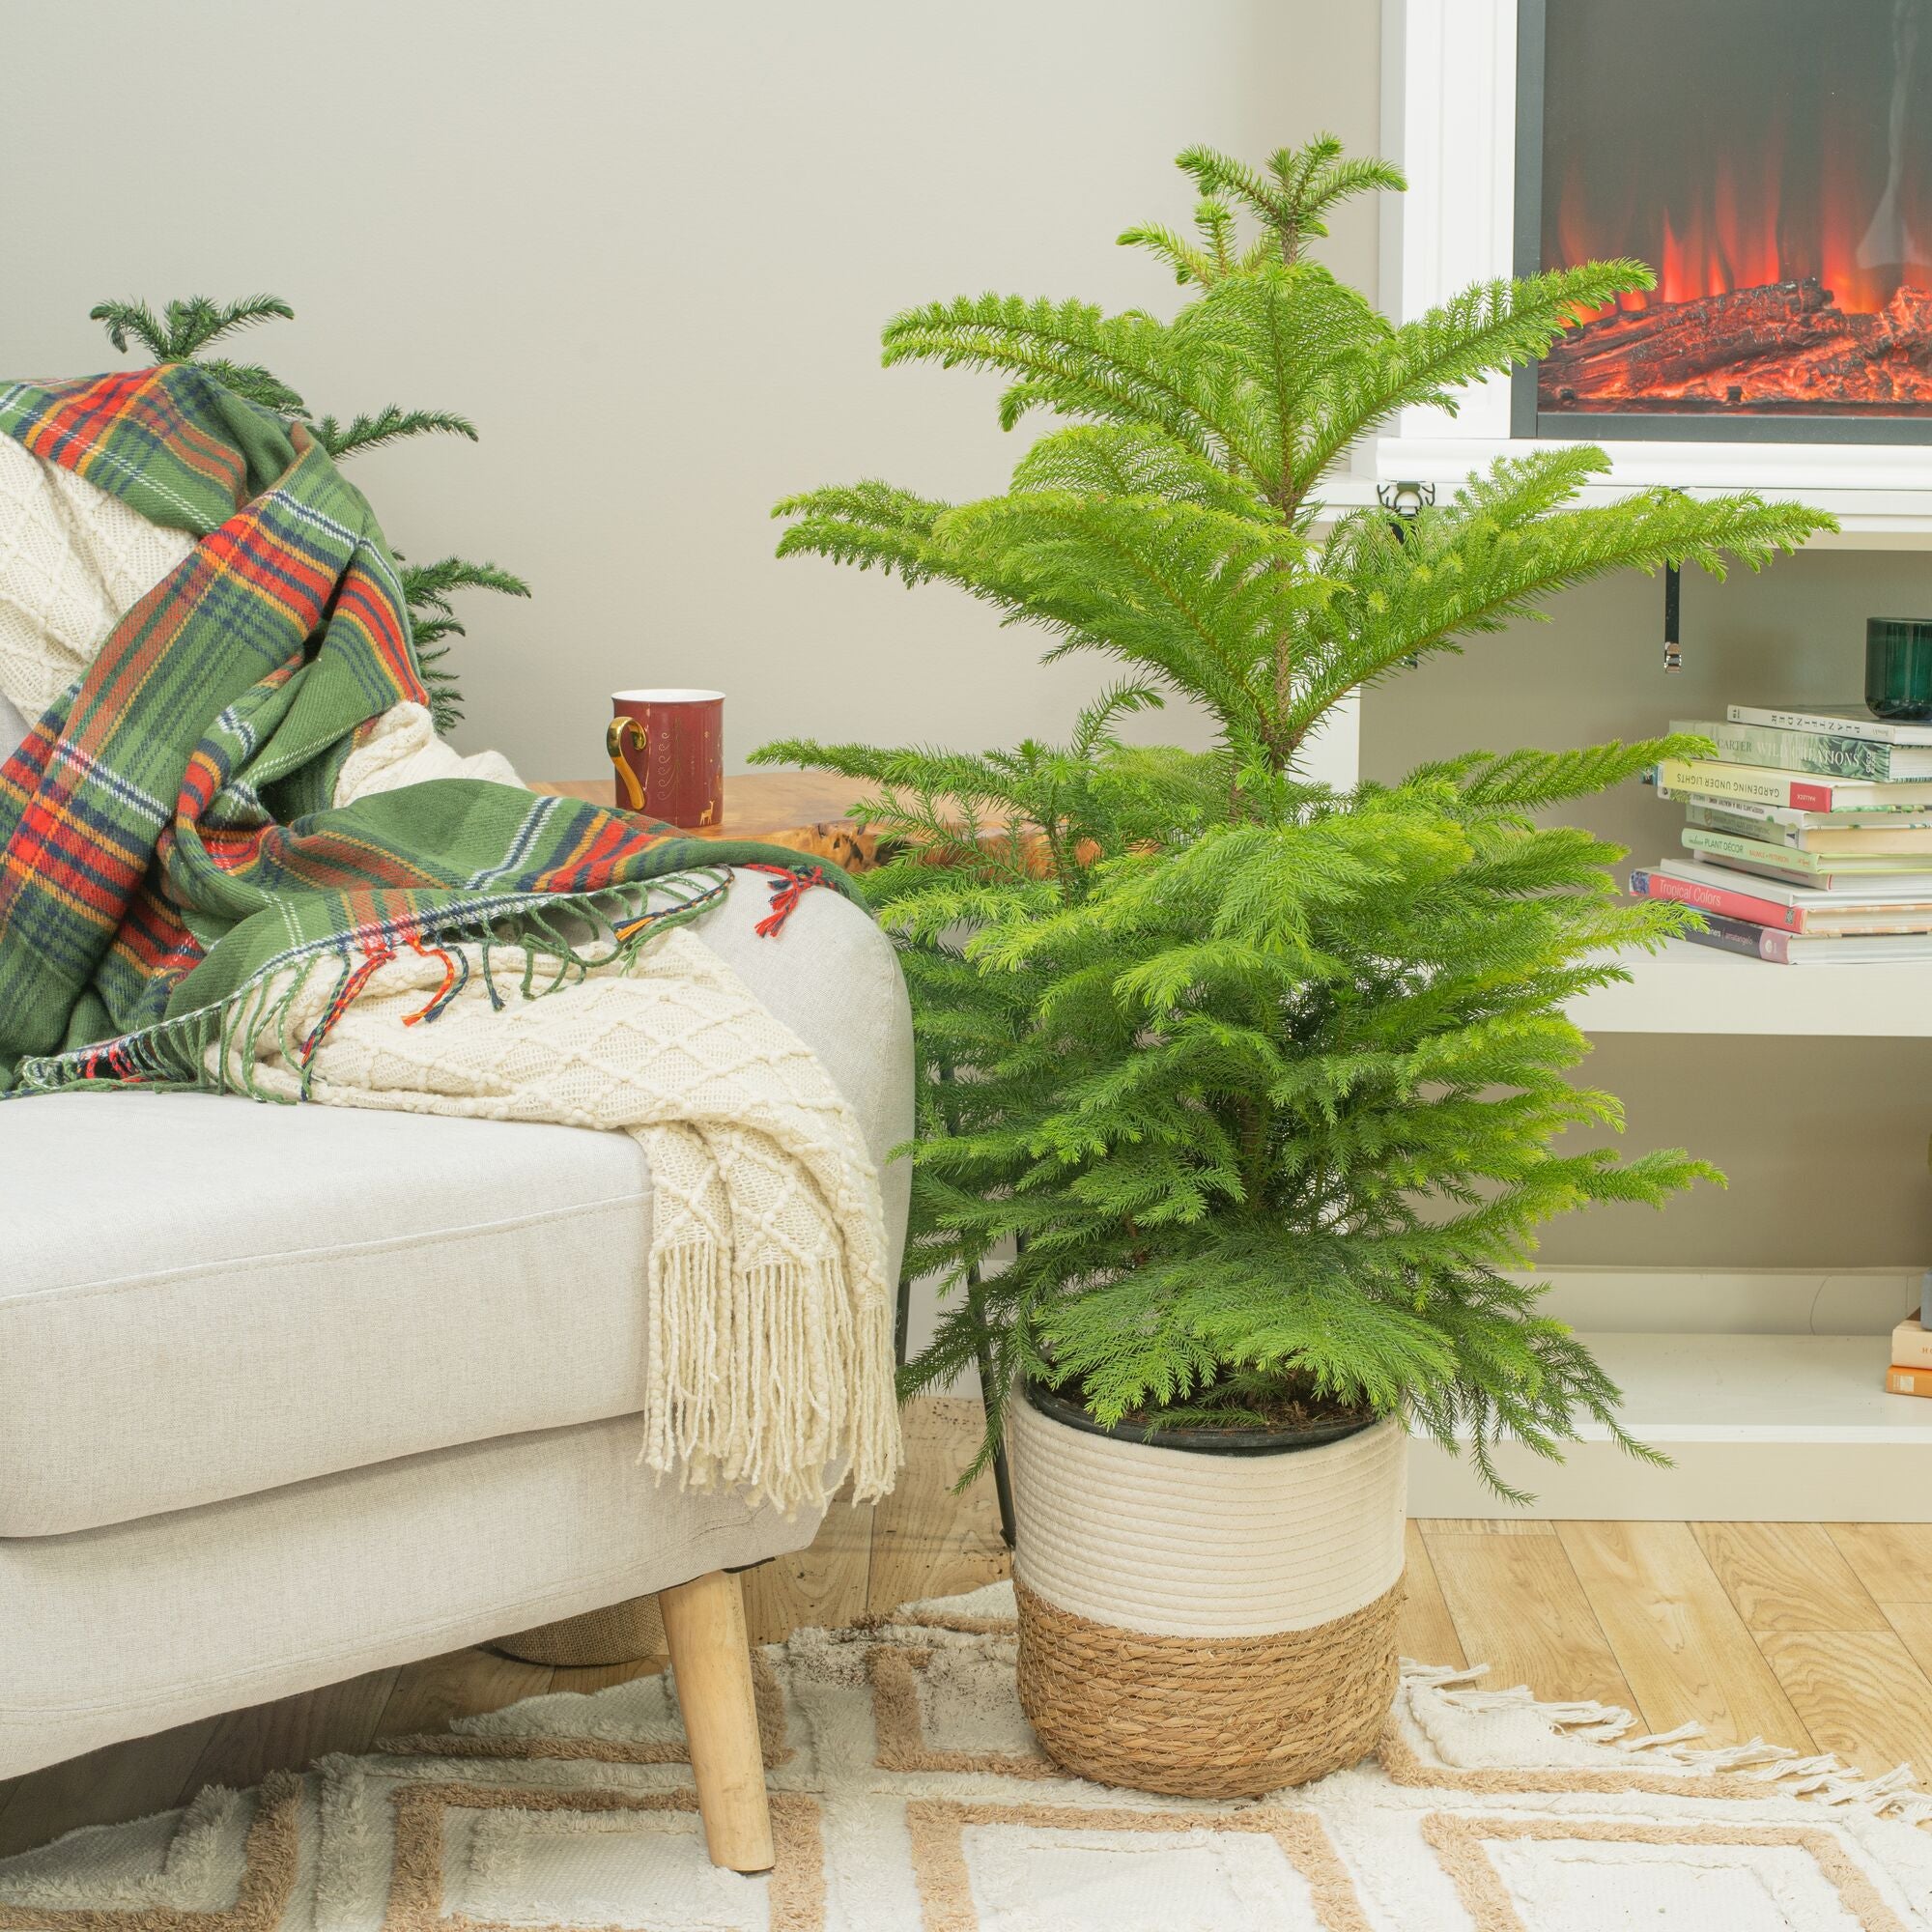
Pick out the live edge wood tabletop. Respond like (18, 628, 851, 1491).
(530, 774, 888, 873)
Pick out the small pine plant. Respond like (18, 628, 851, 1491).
(756, 136, 1833, 1497)
(89, 294, 527, 731)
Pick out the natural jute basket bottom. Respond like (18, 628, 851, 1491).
(496, 1592, 665, 1667)
(1014, 1573, 1403, 1799)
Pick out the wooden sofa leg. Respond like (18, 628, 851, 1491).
(658, 1568, 776, 1873)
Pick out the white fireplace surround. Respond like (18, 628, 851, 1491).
(1366, 0, 1932, 547)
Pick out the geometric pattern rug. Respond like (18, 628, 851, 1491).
(0, 1581, 1926, 1930)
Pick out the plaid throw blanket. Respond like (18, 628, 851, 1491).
(0, 366, 851, 1094)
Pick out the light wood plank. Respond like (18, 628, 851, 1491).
(1755, 1627, 1932, 1788)
(1419, 1517, 1555, 1537)
(866, 1396, 1010, 1619)
(374, 1646, 554, 1739)
(1874, 1599, 1932, 1676)
(0, 1715, 222, 1858)
(1558, 1521, 1811, 1750)
(1397, 1520, 1466, 1668)
(1828, 1523, 1932, 1605)
(178, 1665, 401, 1803)
(1423, 1526, 1637, 1712)
(1691, 1522, 1889, 1633)
(742, 1492, 877, 1647)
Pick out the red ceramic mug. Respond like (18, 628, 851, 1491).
(606, 689, 724, 829)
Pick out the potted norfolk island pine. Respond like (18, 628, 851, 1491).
(759, 138, 1830, 1798)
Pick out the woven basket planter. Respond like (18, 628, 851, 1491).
(495, 1593, 665, 1667)
(1007, 1388, 1406, 1799)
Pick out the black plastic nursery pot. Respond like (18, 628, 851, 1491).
(1007, 1380, 1406, 1799)
(1019, 1378, 1378, 1455)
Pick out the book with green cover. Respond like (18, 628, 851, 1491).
(1671, 718, 1932, 781)
(1670, 794, 1932, 851)
(1681, 827, 1932, 880)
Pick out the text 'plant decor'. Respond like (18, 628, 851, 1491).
(760, 136, 1830, 1798)
(89, 294, 526, 731)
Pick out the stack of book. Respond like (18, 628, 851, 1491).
(1888, 1307, 1932, 1400)
(1634, 703, 1932, 964)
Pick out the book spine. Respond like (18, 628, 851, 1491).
(1675, 910, 1786, 959)
(1681, 828, 1826, 875)
(1892, 1321, 1932, 1371)
(1680, 799, 1806, 842)
(1728, 703, 1884, 742)
(1727, 702, 1932, 747)
(1656, 759, 1839, 810)
(1631, 868, 1805, 931)
(1704, 721, 1894, 780)
(1885, 1365, 1932, 1398)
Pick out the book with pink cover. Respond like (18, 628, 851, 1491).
(1632, 865, 1932, 935)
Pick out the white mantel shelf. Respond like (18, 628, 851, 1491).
(1321, 470, 1932, 547)
(1563, 938, 1932, 1037)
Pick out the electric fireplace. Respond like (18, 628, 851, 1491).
(1516, 0, 1932, 443)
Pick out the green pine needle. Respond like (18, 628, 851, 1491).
(760, 133, 1834, 1500)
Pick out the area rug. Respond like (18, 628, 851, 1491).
(1, 1583, 1927, 1931)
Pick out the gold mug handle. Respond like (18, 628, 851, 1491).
(606, 716, 647, 810)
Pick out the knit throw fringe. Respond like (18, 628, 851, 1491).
(212, 923, 901, 1517)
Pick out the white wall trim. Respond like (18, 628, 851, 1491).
(1526, 1265, 1920, 1339)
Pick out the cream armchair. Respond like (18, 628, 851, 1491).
(0, 747, 913, 1872)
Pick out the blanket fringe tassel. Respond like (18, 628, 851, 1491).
(14, 869, 733, 1098)
(645, 1242, 899, 1515)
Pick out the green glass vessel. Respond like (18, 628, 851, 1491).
(1865, 618, 1932, 722)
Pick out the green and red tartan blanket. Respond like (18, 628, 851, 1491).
(0, 365, 850, 1095)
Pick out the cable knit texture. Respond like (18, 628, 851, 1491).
(216, 928, 900, 1515)
(0, 434, 194, 719)
(330, 696, 525, 800)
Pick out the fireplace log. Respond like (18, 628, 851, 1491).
(1540, 280, 1932, 411)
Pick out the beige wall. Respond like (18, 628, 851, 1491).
(9, 3, 1922, 1266)
(2, 0, 1378, 776)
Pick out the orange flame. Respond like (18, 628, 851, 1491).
(1554, 109, 1915, 316)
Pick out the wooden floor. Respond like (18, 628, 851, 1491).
(3, 1399, 1931, 1856)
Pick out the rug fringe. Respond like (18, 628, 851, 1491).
(1399, 1656, 1932, 1826)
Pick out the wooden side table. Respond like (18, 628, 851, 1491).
(530, 774, 889, 873)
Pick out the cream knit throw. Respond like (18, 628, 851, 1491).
(215, 929, 900, 1515)
(0, 438, 901, 1516)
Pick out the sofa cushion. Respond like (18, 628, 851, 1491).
(0, 870, 913, 1535)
